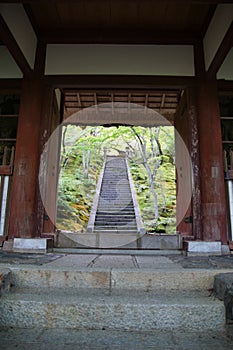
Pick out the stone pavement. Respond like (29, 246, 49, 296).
(0, 250, 233, 349)
(1, 250, 233, 269)
(0, 327, 233, 350)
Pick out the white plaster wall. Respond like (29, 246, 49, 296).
(204, 4, 233, 70)
(0, 46, 22, 78)
(0, 3, 37, 69)
(217, 48, 233, 80)
(45, 44, 194, 76)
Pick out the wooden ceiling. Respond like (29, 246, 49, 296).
(4, 1, 229, 123)
(63, 90, 179, 125)
(24, 0, 218, 44)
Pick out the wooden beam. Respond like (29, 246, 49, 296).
(111, 93, 114, 116)
(76, 93, 82, 107)
(144, 94, 149, 111)
(218, 79, 233, 91)
(0, 14, 32, 78)
(194, 41, 206, 80)
(2, 1, 233, 4)
(45, 75, 196, 90)
(0, 165, 12, 176)
(94, 92, 98, 112)
(40, 28, 197, 45)
(0, 78, 22, 93)
(160, 93, 166, 109)
(207, 21, 233, 79)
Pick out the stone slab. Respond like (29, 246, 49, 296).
(2, 240, 13, 252)
(13, 238, 53, 253)
(110, 269, 228, 291)
(135, 256, 180, 269)
(93, 255, 136, 268)
(187, 241, 222, 255)
(45, 254, 98, 268)
(139, 234, 181, 249)
(0, 328, 233, 350)
(0, 268, 11, 296)
(214, 273, 233, 300)
(8, 268, 110, 289)
(53, 248, 183, 255)
(57, 231, 139, 248)
(0, 289, 225, 331)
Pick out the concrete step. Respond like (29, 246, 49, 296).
(0, 288, 225, 330)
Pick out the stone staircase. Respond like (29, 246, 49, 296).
(93, 156, 139, 234)
(78, 155, 145, 248)
(0, 255, 229, 331)
(57, 155, 182, 250)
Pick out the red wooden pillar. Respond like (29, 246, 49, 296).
(38, 87, 62, 235)
(8, 42, 46, 239)
(187, 88, 202, 240)
(196, 78, 227, 243)
(35, 85, 55, 236)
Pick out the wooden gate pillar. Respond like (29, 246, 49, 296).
(196, 78, 227, 243)
(8, 42, 46, 239)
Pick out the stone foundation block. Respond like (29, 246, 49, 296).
(187, 241, 222, 255)
(0, 268, 11, 296)
(214, 273, 233, 301)
(13, 238, 53, 253)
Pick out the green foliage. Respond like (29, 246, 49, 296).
(56, 125, 176, 233)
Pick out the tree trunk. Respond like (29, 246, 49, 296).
(131, 127, 159, 221)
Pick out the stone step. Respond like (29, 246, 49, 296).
(102, 173, 127, 177)
(94, 223, 137, 232)
(100, 190, 131, 194)
(100, 189, 131, 192)
(102, 180, 130, 183)
(101, 184, 130, 186)
(95, 215, 136, 220)
(0, 268, 11, 296)
(97, 209, 135, 214)
(95, 217, 136, 222)
(4, 265, 227, 291)
(99, 197, 132, 201)
(97, 204, 134, 208)
(94, 228, 138, 233)
(96, 211, 135, 214)
(98, 201, 134, 205)
(95, 221, 136, 226)
(0, 288, 225, 330)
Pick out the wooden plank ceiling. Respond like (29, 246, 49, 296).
(22, 0, 216, 123)
(63, 90, 179, 125)
(26, 0, 216, 44)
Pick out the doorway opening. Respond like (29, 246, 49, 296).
(40, 91, 192, 249)
(56, 124, 176, 235)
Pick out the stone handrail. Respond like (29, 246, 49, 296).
(86, 154, 107, 233)
(125, 157, 146, 235)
